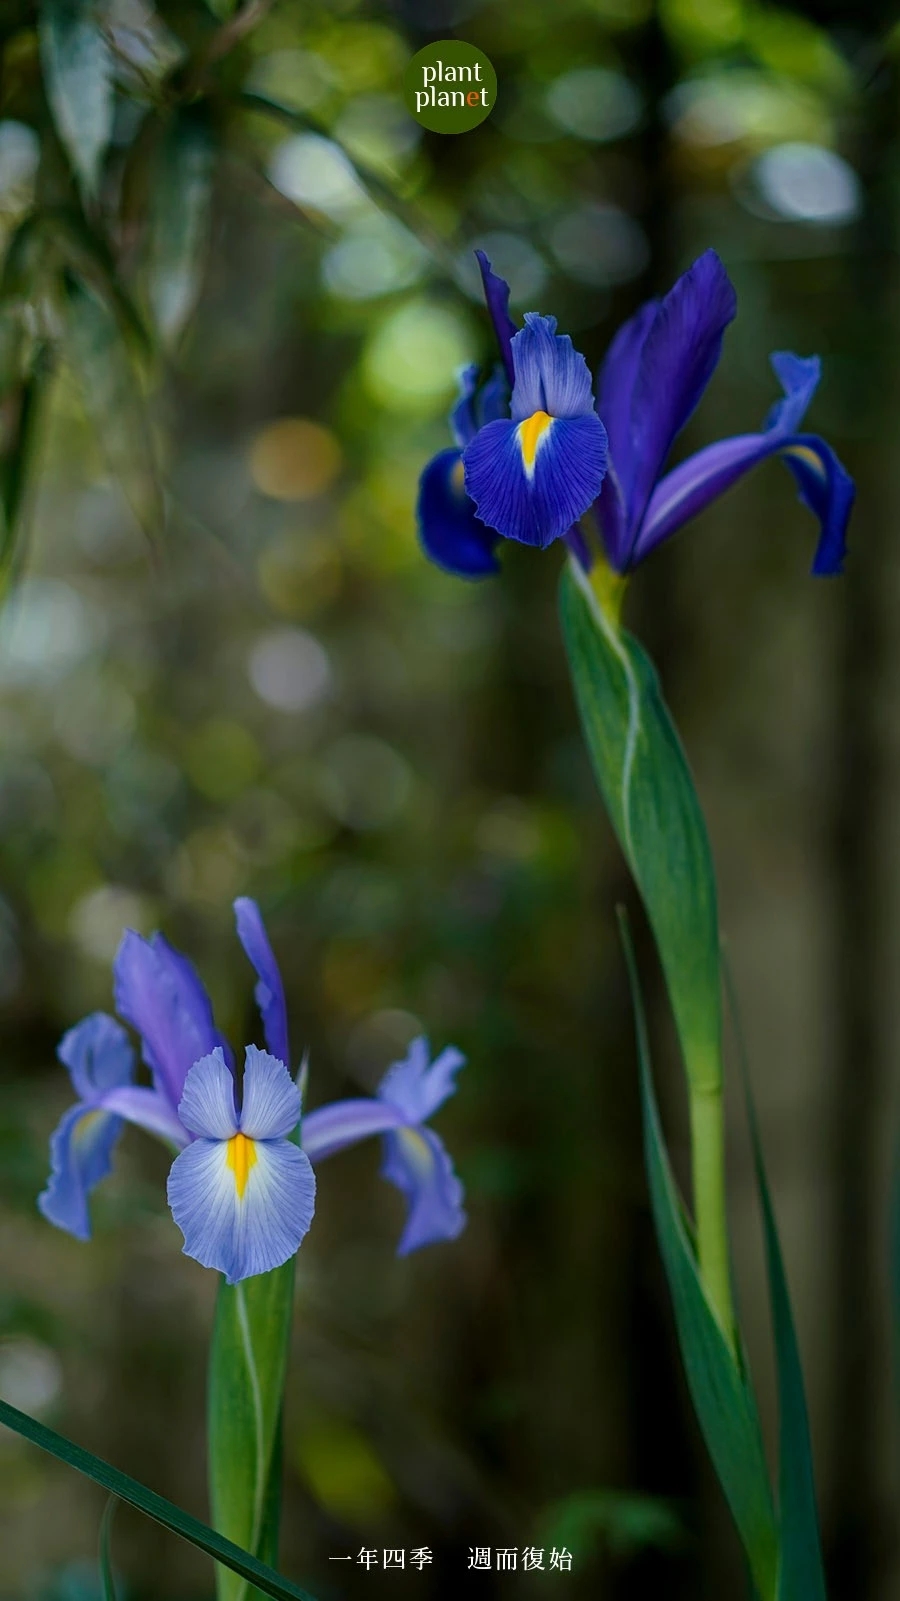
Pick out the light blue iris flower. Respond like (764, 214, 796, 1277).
(39, 898, 467, 1282)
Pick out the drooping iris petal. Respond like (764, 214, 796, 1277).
(169, 1044, 315, 1283)
(765, 351, 821, 434)
(167, 1134, 315, 1285)
(178, 1047, 238, 1140)
(58, 1011, 135, 1100)
(418, 447, 501, 577)
(100, 1085, 190, 1147)
(38, 1103, 124, 1240)
(464, 314, 607, 549)
(381, 1125, 466, 1256)
(635, 429, 854, 575)
(622, 250, 737, 535)
(475, 249, 517, 385)
(239, 1045, 301, 1140)
(377, 1037, 465, 1123)
(302, 1097, 406, 1162)
(464, 411, 607, 549)
(114, 930, 225, 1109)
(234, 897, 290, 1068)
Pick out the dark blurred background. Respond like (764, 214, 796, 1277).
(0, 0, 897, 1596)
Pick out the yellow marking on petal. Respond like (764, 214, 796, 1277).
(396, 1128, 432, 1174)
(73, 1110, 102, 1147)
(450, 457, 467, 499)
(226, 1132, 258, 1199)
(517, 410, 553, 476)
(784, 444, 827, 480)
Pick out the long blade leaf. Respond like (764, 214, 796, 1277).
(39, 0, 114, 198)
(618, 914, 779, 1601)
(724, 964, 827, 1601)
(0, 1396, 318, 1601)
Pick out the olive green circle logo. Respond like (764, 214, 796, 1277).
(403, 40, 496, 135)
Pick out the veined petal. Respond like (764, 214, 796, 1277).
(38, 1103, 123, 1241)
(624, 250, 737, 534)
(464, 412, 607, 549)
(509, 314, 595, 422)
(58, 1012, 134, 1100)
(234, 898, 290, 1067)
(178, 1047, 238, 1140)
(381, 1126, 465, 1256)
(377, 1037, 465, 1123)
(636, 429, 854, 575)
(239, 1045, 301, 1140)
(114, 930, 225, 1109)
(167, 1135, 316, 1285)
(418, 447, 501, 578)
(302, 1097, 406, 1162)
(475, 250, 517, 385)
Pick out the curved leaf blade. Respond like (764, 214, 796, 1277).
(0, 1396, 318, 1601)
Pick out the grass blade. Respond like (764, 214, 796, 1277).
(0, 1396, 318, 1601)
(98, 1496, 118, 1601)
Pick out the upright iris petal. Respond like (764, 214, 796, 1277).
(114, 930, 228, 1108)
(302, 1036, 466, 1254)
(464, 314, 608, 550)
(167, 1045, 316, 1285)
(234, 896, 290, 1067)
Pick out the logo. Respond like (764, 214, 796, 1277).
(403, 40, 496, 135)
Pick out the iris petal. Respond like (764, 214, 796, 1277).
(240, 1045, 301, 1140)
(302, 1097, 406, 1162)
(377, 1037, 465, 1123)
(177, 1047, 238, 1140)
(475, 250, 517, 385)
(58, 1012, 134, 1100)
(464, 412, 607, 549)
(417, 446, 501, 578)
(114, 930, 225, 1109)
(636, 429, 854, 575)
(624, 249, 737, 536)
(38, 1103, 124, 1241)
(596, 298, 659, 475)
(234, 898, 290, 1067)
(381, 1126, 465, 1256)
(167, 1135, 316, 1285)
(509, 314, 595, 422)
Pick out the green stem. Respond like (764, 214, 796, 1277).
(689, 1085, 736, 1348)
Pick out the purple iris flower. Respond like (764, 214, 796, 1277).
(418, 248, 854, 579)
(38, 898, 466, 1281)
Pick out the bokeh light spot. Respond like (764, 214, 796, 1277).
(544, 68, 642, 143)
(363, 301, 476, 414)
(751, 143, 861, 225)
(248, 628, 332, 713)
(249, 419, 342, 502)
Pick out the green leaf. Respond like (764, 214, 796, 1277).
(0, 1396, 318, 1601)
(560, 561, 722, 1097)
(619, 916, 779, 1601)
(64, 276, 164, 540)
(0, 340, 55, 584)
(98, 1497, 118, 1601)
(146, 108, 215, 347)
(39, 0, 114, 198)
(725, 969, 827, 1601)
(209, 1262, 296, 1601)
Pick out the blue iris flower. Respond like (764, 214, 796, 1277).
(418, 248, 854, 579)
(38, 898, 466, 1281)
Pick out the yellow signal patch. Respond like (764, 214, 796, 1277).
(226, 1132, 258, 1198)
(517, 410, 553, 475)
